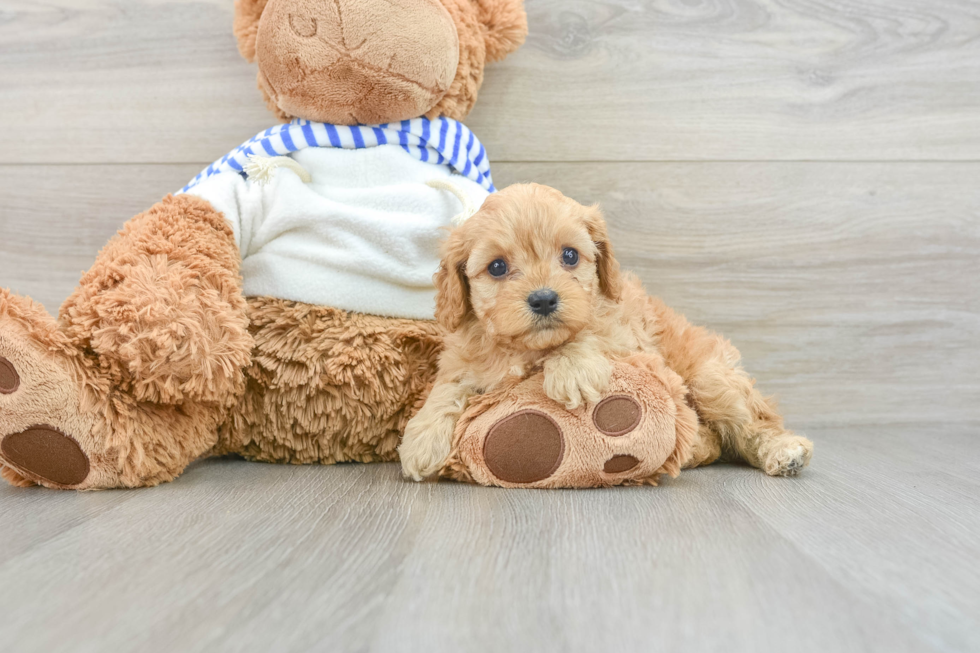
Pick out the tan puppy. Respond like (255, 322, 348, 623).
(399, 183, 813, 481)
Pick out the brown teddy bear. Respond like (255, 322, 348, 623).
(0, 0, 805, 491)
(0, 0, 532, 490)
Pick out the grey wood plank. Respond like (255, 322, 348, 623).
(0, 427, 976, 653)
(2, 162, 977, 428)
(494, 161, 980, 428)
(364, 459, 935, 653)
(0, 484, 140, 560)
(0, 163, 203, 312)
(2, 0, 980, 164)
(724, 424, 980, 653)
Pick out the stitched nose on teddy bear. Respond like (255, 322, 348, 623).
(256, 0, 460, 125)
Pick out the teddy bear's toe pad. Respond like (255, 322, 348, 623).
(444, 362, 684, 488)
(593, 395, 642, 436)
(484, 410, 565, 484)
(0, 356, 19, 394)
(604, 454, 640, 474)
(1, 292, 101, 489)
(1, 427, 90, 486)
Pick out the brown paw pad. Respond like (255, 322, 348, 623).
(484, 410, 565, 484)
(593, 395, 642, 436)
(1, 426, 90, 486)
(0, 356, 19, 394)
(604, 454, 640, 474)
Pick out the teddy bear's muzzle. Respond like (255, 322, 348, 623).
(255, 0, 460, 125)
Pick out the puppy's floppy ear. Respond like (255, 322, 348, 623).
(434, 229, 473, 332)
(583, 203, 623, 301)
(234, 0, 270, 62)
(475, 0, 529, 63)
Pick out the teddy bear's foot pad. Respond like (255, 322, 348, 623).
(2, 427, 90, 486)
(481, 396, 649, 485)
(1, 292, 98, 489)
(444, 364, 684, 488)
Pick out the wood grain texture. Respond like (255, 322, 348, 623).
(0, 427, 977, 653)
(2, 162, 977, 428)
(2, 0, 980, 163)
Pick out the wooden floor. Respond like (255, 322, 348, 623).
(0, 427, 976, 653)
(0, 0, 978, 651)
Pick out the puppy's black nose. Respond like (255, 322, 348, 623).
(527, 289, 559, 317)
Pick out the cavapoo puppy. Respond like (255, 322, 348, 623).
(398, 183, 813, 481)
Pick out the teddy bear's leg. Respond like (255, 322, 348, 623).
(441, 359, 698, 488)
(0, 288, 103, 488)
(0, 195, 252, 489)
(649, 299, 813, 476)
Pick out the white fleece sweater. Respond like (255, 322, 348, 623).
(181, 119, 492, 320)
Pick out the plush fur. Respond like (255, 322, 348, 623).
(1, 0, 811, 490)
(0, 0, 526, 489)
(399, 184, 814, 482)
(233, 0, 527, 124)
(440, 356, 699, 488)
(0, 196, 248, 488)
(213, 298, 441, 465)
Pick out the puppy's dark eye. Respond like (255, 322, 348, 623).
(562, 247, 579, 267)
(488, 259, 508, 277)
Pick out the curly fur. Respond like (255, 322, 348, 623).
(1, 238, 240, 490)
(400, 184, 814, 481)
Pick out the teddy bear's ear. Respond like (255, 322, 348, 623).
(476, 0, 528, 63)
(233, 0, 270, 63)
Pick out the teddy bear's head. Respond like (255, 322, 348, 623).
(233, 0, 527, 125)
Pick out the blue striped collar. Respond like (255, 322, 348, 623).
(182, 117, 495, 193)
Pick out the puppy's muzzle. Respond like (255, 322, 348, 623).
(527, 289, 559, 317)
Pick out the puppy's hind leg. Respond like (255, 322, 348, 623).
(690, 352, 813, 476)
(651, 298, 813, 476)
(683, 424, 723, 470)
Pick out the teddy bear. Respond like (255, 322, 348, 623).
(0, 0, 534, 490)
(0, 0, 772, 492)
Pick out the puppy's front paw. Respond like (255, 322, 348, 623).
(543, 353, 613, 410)
(398, 416, 454, 482)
